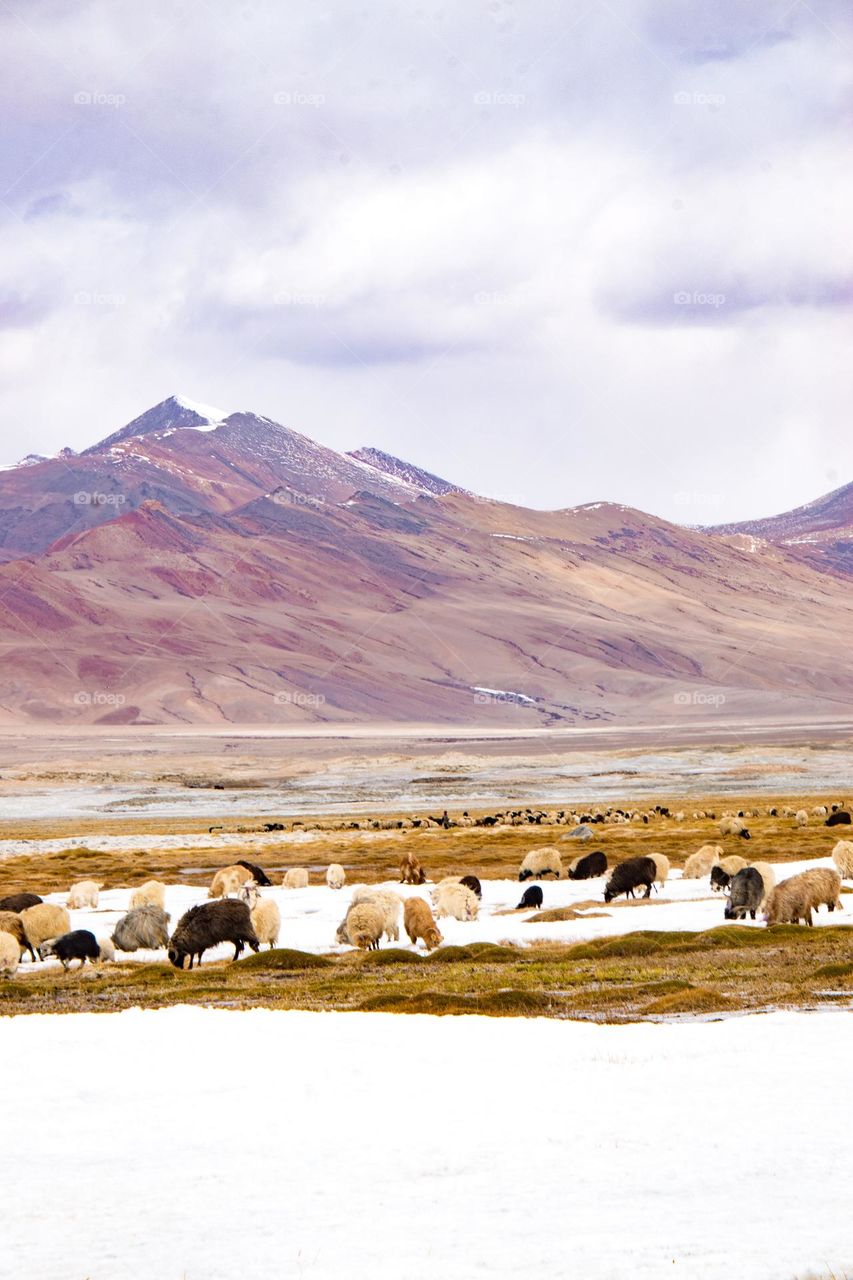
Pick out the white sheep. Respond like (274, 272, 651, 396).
(239, 883, 281, 950)
(283, 868, 309, 889)
(431, 882, 479, 921)
(719, 816, 747, 837)
(326, 864, 346, 890)
(130, 880, 167, 910)
(0, 930, 19, 976)
(67, 880, 103, 910)
(351, 888, 403, 941)
(795, 809, 809, 827)
(98, 938, 116, 963)
(719, 855, 747, 877)
(518, 846, 563, 881)
(831, 840, 853, 880)
(682, 845, 722, 879)
(649, 853, 669, 888)
(208, 865, 255, 899)
(344, 902, 385, 950)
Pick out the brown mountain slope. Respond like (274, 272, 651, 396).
(710, 480, 853, 576)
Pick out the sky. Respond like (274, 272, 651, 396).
(1, 0, 851, 524)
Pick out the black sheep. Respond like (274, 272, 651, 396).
(0, 892, 43, 912)
(568, 851, 607, 880)
(725, 867, 764, 920)
(710, 865, 731, 893)
(236, 859, 272, 887)
(460, 874, 482, 899)
(603, 857, 656, 903)
(41, 929, 101, 971)
(168, 899, 260, 970)
(826, 811, 852, 827)
(516, 885, 543, 910)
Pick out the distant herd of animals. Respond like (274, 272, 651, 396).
(0, 804, 851, 975)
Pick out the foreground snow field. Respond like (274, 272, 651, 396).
(3, 1006, 851, 1280)
(27, 854, 851, 969)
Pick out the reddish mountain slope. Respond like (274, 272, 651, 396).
(711, 481, 853, 576)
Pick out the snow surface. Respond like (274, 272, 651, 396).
(172, 392, 227, 425)
(3, 1004, 851, 1279)
(471, 685, 537, 704)
(25, 854, 852, 971)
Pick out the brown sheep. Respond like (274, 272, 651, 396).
(764, 868, 842, 927)
(403, 897, 443, 950)
(0, 910, 36, 962)
(399, 853, 427, 885)
(208, 865, 255, 899)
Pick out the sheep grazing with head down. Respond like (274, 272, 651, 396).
(649, 853, 669, 890)
(516, 885, 543, 910)
(111, 905, 170, 952)
(129, 880, 167, 911)
(350, 889, 403, 942)
(724, 868, 764, 920)
(326, 863, 346, 890)
(764, 868, 842, 927)
(282, 868, 309, 889)
(719, 816, 750, 839)
(831, 840, 853, 880)
(0, 930, 20, 976)
(168, 900, 260, 969)
(399, 853, 427, 885)
(0, 892, 42, 913)
(431, 882, 479, 922)
(404, 897, 443, 950)
(568, 851, 607, 880)
(239, 882, 281, 950)
(342, 902, 385, 951)
(67, 880, 103, 910)
(460, 875, 482, 899)
(603, 857, 656, 903)
(795, 809, 809, 827)
(0, 910, 36, 962)
(20, 904, 71, 958)
(518, 847, 563, 882)
(682, 845, 723, 879)
(208, 864, 255, 899)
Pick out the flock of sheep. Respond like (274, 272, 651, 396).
(0, 809, 851, 975)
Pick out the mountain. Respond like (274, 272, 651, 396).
(346, 447, 463, 495)
(0, 397, 851, 726)
(710, 481, 853, 576)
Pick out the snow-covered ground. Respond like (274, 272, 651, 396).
(3, 1005, 851, 1279)
(28, 854, 852, 970)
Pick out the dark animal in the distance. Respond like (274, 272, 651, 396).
(168, 899, 260, 970)
(0, 892, 43, 913)
(568, 851, 607, 880)
(724, 868, 764, 921)
(826, 811, 852, 827)
(236, 859, 272, 887)
(41, 929, 101, 971)
(516, 885, 543, 910)
(603, 857, 657, 903)
(460, 875, 482, 899)
(710, 865, 731, 893)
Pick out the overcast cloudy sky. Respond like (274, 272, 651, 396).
(1, 0, 850, 523)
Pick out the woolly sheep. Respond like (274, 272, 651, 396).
(112, 905, 170, 952)
(649, 853, 669, 888)
(282, 868, 309, 889)
(129, 880, 167, 911)
(604, 857, 656, 903)
(41, 929, 101, 971)
(795, 809, 809, 827)
(168, 900, 260, 969)
(813, 805, 828, 817)
(518, 847, 563, 882)
(719, 855, 747, 877)
(831, 840, 853, 880)
(724, 868, 764, 921)
(764, 869, 842, 927)
(208, 864, 255, 899)
(98, 938, 115, 963)
(344, 902, 385, 950)
(403, 897, 443, 950)
(399, 853, 427, 885)
(568, 851, 607, 880)
(20, 904, 71, 957)
(460, 875, 482, 898)
(238, 882, 281, 949)
(682, 845, 722, 879)
(0, 893, 42, 912)
(748, 861, 776, 904)
(431, 882, 479, 922)
(0, 930, 19, 976)
(0, 910, 36, 962)
(326, 863, 346, 890)
(67, 880, 103, 910)
(351, 888, 403, 942)
(719, 816, 750, 839)
(516, 885, 543, 910)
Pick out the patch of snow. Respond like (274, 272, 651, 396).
(472, 685, 537, 705)
(172, 393, 227, 424)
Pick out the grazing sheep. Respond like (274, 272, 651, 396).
(0, 911, 36, 962)
(568, 851, 607, 880)
(724, 868, 764, 920)
(748, 861, 776, 904)
(168, 900, 260, 969)
(351, 889, 403, 942)
(129, 880, 167, 911)
(719, 816, 750, 839)
(399, 854, 427, 885)
(41, 929, 101, 971)
(516, 885, 543, 910)
(0, 893, 42, 913)
(0, 930, 19, 977)
(20, 904, 71, 958)
(764, 869, 842, 927)
(111, 905, 170, 952)
(431, 882, 479, 922)
(682, 845, 723, 879)
(826, 811, 852, 827)
(719, 855, 748, 877)
(208, 864, 255, 899)
(403, 897, 443, 950)
(649, 853, 670, 889)
(67, 880, 103, 910)
(326, 863, 346, 890)
(604, 857, 656, 903)
(518, 847, 563, 882)
(238, 884, 281, 951)
(460, 875, 482, 899)
(236, 859, 272, 887)
(710, 865, 731, 893)
(831, 841, 853, 880)
(795, 809, 809, 827)
(282, 868, 309, 889)
(343, 902, 385, 951)
(813, 805, 827, 817)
